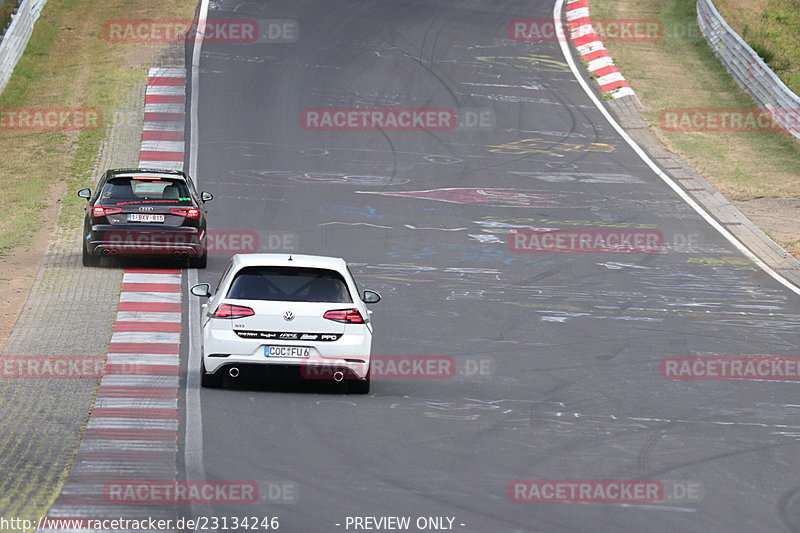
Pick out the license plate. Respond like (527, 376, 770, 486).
(265, 346, 310, 358)
(128, 213, 164, 223)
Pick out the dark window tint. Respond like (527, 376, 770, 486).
(99, 177, 192, 205)
(215, 260, 234, 295)
(227, 267, 352, 303)
(346, 265, 361, 297)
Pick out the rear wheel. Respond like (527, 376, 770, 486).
(348, 368, 371, 394)
(200, 358, 223, 388)
(190, 250, 207, 269)
(82, 247, 101, 267)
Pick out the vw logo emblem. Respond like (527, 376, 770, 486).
(139, 206, 154, 212)
(283, 310, 294, 321)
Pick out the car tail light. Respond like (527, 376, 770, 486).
(170, 207, 201, 219)
(323, 309, 364, 324)
(91, 206, 122, 217)
(212, 304, 255, 319)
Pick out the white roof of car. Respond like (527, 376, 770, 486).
(230, 253, 348, 271)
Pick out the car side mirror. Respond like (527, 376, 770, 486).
(77, 188, 91, 200)
(362, 290, 381, 304)
(191, 283, 212, 297)
(201, 191, 213, 202)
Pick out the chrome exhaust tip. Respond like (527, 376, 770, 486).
(333, 371, 344, 382)
(228, 367, 240, 378)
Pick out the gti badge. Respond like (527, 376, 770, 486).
(283, 310, 294, 321)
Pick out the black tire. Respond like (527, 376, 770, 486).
(200, 358, 223, 388)
(348, 368, 371, 394)
(190, 250, 207, 269)
(82, 247, 101, 267)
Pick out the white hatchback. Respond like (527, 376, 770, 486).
(191, 254, 380, 393)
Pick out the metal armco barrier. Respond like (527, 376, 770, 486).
(697, 0, 800, 141)
(0, 0, 47, 94)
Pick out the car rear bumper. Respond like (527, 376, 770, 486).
(202, 329, 372, 379)
(206, 361, 369, 382)
(87, 225, 205, 257)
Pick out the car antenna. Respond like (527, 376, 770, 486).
(288, 254, 293, 261)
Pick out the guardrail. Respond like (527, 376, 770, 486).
(697, 0, 800, 141)
(0, 0, 47, 94)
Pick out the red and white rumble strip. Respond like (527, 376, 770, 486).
(41, 67, 186, 532)
(565, 0, 635, 99)
(140, 68, 186, 170)
(41, 269, 182, 530)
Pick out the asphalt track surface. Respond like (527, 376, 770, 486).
(188, 1, 800, 531)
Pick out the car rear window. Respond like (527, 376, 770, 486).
(227, 266, 353, 303)
(99, 177, 192, 205)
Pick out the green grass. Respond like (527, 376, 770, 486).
(0, 1, 62, 255)
(0, 0, 194, 527)
(717, 0, 800, 95)
(590, 0, 800, 200)
(0, 1, 16, 33)
(0, 0, 180, 256)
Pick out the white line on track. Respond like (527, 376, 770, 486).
(184, 3, 212, 530)
(404, 225, 467, 231)
(319, 221, 393, 229)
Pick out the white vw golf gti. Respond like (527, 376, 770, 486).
(191, 254, 381, 393)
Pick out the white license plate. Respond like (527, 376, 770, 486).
(265, 346, 310, 358)
(128, 213, 165, 223)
